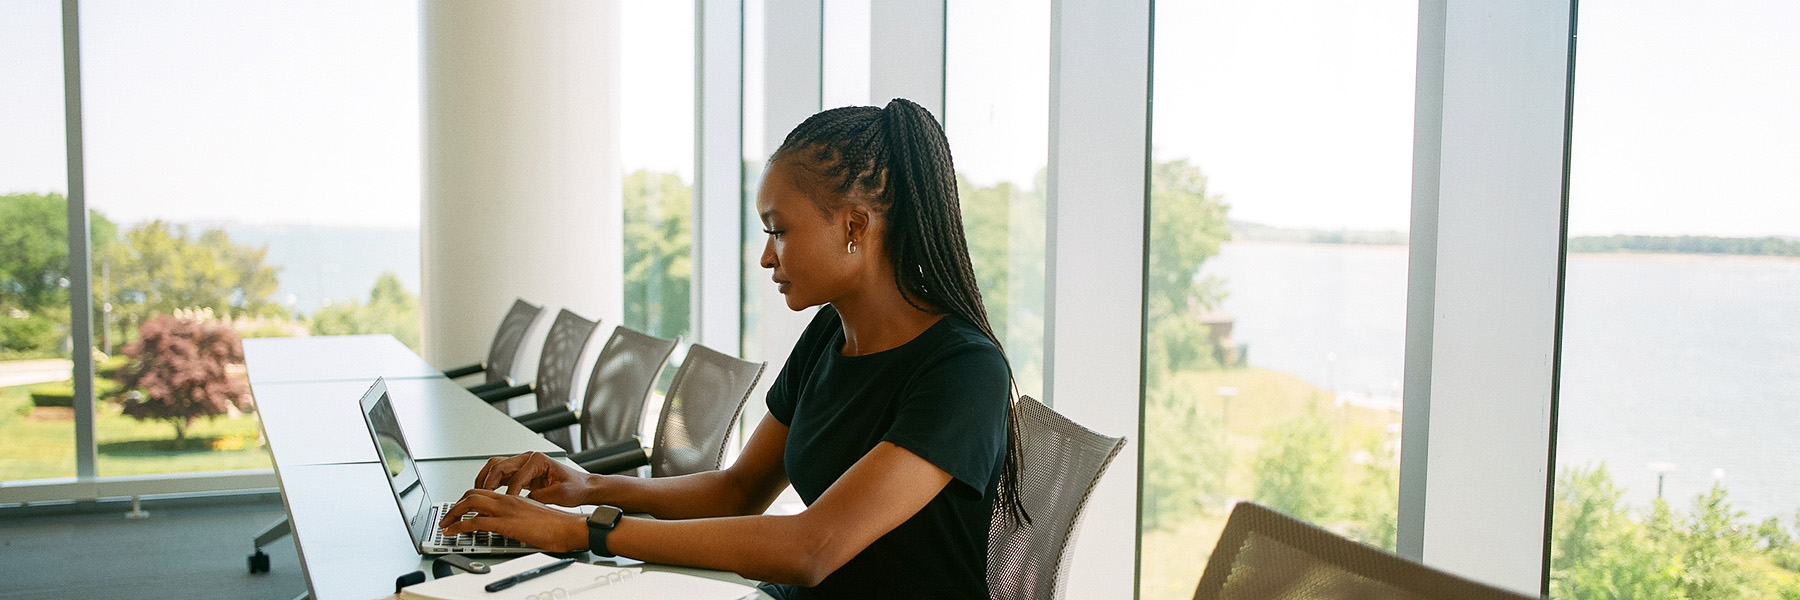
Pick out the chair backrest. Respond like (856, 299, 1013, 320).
(1193, 502, 1538, 600)
(532, 309, 601, 451)
(579, 326, 680, 452)
(646, 343, 765, 478)
(484, 298, 544, 385)
(987, 395, 1126, 600)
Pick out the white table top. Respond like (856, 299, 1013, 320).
(278, 459, 767, 600)
(245, 335, 444, 384)
(252, 376, 565, 467)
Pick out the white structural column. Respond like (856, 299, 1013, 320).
(1403, 0, 1574, 593)
(753, 0, 825, 368)
(868, 0, 943, 115)
(419, 2, 623, 369)
(1044, 0, 1150, 596)
(695, 0, 745, 354)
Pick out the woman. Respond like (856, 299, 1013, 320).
(437, 98, 1026, 599)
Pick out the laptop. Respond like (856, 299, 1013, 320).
(358, 378, 541, 554)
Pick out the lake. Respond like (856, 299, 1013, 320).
(1201, 241, 1800, 518)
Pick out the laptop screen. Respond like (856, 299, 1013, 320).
(358, 379, 433, 547)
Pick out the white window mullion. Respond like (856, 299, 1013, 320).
(1404, 0, 1575, 594)
(1044, 0, 1150, 596)
(695, 0, 745, 354)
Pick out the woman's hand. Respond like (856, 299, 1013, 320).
(473, 451, 598, 507)
(437, 489, 589, 552)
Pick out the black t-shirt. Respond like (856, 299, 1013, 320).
(765, 305, 1010, 599)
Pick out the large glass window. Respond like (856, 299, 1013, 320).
(71, 0, 420, 477)
(944, 0, 1050, 401)
(620, 1, 696, 344)
(0, 0, 76, 483)
(1139, 1, 1417, 596)
(1548, 2, 1800, 598)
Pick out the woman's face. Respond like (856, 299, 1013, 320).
(756, 160, 861, 311)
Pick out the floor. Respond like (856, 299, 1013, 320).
(0, 495, 309, 600)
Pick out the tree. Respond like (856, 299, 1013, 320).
(113, 313, 253, 447)
(1548, 464, 1683, 600)
(1145, 159, 1233, 384)
(94, 220, 283, 339)
(1679, 483, 1758, 600)
(622, 170, 693, 340)
(0, 192, 118, 314)
(1141, 373, 1231, 530)
(1252, 409, 1344, 524)
(310, 271, 421, 352)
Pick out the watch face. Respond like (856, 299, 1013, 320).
(588, 505, 623, 529)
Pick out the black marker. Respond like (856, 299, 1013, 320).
(484, 558, 576, 593)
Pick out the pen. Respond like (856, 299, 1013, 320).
(484, 558, 577, 593)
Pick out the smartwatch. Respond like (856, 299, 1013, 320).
(586, 505, 624, 557)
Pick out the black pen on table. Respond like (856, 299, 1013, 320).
(484, 557, 577, 593)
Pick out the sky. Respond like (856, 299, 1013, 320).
(1, 0, 1795, 237)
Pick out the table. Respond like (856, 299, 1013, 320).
(245, 335, 768, 599)
(245, 335, 444, 384)
(252, 376, 563, 466)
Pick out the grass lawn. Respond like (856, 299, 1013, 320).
(0, 382, 271, 482)
(1138, 367, 1402, 599)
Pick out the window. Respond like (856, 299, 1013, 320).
(1548, 2, 1800, 598)
(944, 0, 1050, 401)
(71, 0, 420, 477)
(620, 1, 697, 345)
(1139, 1, 1417, 596)
(0, 0, 76, 483)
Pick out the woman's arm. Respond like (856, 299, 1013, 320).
(465, 414, 793, 519)
(441, 440, 953, 587)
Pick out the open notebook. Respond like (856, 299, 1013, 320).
(399, 553, 759, 600)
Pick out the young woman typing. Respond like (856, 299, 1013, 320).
(436, 99, 1026, 599)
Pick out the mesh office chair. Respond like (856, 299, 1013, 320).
(1193, 502, 1539, 600)
(514, 326, 680, 457)
(477, 308, 600, 451)
(573, 343, 764, 476)
(443, 298, 543, 395)
(987, 395, 1127, 600)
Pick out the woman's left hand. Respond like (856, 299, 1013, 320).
(437, 488, 589, 552)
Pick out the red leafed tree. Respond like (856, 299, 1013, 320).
(116, 314, 254, 447)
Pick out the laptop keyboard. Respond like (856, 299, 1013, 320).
(427, 503, 530, 549)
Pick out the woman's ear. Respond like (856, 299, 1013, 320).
(843, 204, 871, 248)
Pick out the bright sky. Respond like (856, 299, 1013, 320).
(1, 0, 1795, 236)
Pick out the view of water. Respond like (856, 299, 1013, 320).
(219, 224, 421, 315)
(1203, 241, 1800, 518)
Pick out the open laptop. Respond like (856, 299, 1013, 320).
(358, 378, 541, 555)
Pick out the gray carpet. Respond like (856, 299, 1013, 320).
(0, 497, 308, 600)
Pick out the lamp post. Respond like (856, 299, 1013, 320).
(1648, 462, 1676, 500)
(1216, 386, 1239, 431)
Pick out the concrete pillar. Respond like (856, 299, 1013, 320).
(420, 1, 623, 374)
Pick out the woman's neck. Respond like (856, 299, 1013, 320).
(831, 289, 943, 357)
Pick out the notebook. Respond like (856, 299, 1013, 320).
(399, 553, 760, 600)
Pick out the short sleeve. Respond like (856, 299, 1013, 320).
(880, 341, 1011, 501)
(765, 307, 840, 426)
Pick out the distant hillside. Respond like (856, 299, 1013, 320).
(1230, 222, 1800, 257)
(1230, 221, 1408, 246)
(1565, 234, 1800, 257)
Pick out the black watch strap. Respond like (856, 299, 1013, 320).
(587, 505, 623, 557)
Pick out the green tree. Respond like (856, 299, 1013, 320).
(1145, 159, 1232, 385)
(1345, 431, 1400, 550)
(1252, 409, 1344, 524)
(94, 221, 283, 338)
(622, 170, 692, 340)
(309, 271, 421, 352)
(1549, 464, 1682, 600)
(0, 192, 118, 314)
(1679, 483, 1758, 600)
(1141, 374, 1231, 530)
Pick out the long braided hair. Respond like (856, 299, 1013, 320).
(772, 98, 1030, 526)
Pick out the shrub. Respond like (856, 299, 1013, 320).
(0, 311, 64, 356)
(28, 379, 123, 408)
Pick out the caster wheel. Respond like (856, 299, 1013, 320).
(248, 549, 271, 574)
